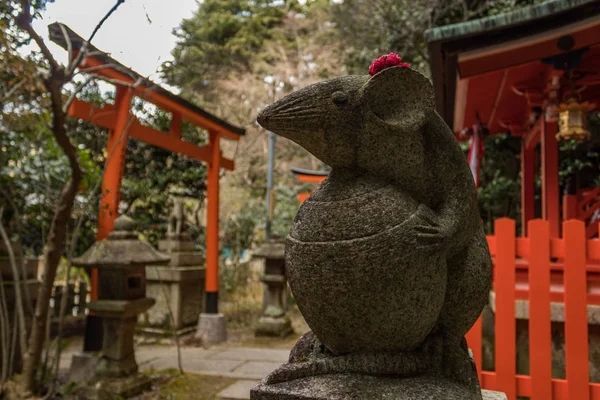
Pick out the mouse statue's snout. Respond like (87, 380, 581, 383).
(257, 87, 326, 140)
(256, 105, 273, 131)
(256, 75, 371, 169)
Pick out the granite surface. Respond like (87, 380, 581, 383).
(255, 65, 493, 398)
(251, 373, 482, 400)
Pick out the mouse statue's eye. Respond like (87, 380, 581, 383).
(331, 91, 348, 105)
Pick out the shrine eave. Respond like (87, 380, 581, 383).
(426, 0, 600, 137)
(290, 167, 330, 177)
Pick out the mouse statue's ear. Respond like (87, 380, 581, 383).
(361, 66, 435, 129)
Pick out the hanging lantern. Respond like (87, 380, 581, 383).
(557, 98, 596, 142)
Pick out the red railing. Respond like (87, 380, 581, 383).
(563, 187, 600, 238)
(467, 218, 600, 399)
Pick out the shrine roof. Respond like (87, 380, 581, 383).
(426, 0, 600, 137)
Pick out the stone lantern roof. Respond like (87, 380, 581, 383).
(72, 215, 170, 269)
(253, 237, 285, 260)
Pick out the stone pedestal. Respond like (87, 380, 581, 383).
(195, 312, 227, 346)
(68, 352, 99, 383)
(253, 239, 293, 338)
(251, 330, 490, 400)
(140, 233, 205, 336)
(253, 375, 506, 399)
(90, 298, 155, 377)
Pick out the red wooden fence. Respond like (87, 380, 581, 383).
(562, 188, 600, 238)
(466, 218, 600, 399)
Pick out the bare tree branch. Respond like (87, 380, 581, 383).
(17, 0, 60, 73)
(75, 63, 122, 75)
(0, 80, 27, 104)
(92, 76, 145, 91)
(67, 0, 126, 77)
(0, 189, 33, 315)
(62, 76, 94, 114)
(0, 210, 28, 363)
(58, 23, 73, 62)
(0, 235, 10, 386)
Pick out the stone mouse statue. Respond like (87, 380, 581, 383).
(252, 55, 492, 399)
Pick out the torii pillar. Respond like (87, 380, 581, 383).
(195, 131, 227, 345)
(84, 86, 132, 351)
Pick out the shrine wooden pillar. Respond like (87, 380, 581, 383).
(563, 195, 579, 220)
(96, 86, 132, 240)
(94, 86, 132, 297)
(205, 131, 221, 313)
(521, 141, 536, 236)
(541, 120, 560, 238)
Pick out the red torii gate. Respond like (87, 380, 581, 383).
(291, 167, 328, 202)
(49, 23, 245, 318)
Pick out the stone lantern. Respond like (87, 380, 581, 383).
(253, 237, 293, 338)
(71, 215, 169, 397)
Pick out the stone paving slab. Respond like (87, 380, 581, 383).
(59, 343, 287, 380)
(141, 357, 246, 375)
(138, 345, 219, 356)
(217, 379, 260, 400)
(230, 361, 282, 380)
(136, 346, 219, 363)
(209, 347, 289, 363)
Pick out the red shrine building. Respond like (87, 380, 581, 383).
(425, 1, 600, 399)
(426, 0, 600, 240)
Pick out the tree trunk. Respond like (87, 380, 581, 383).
(22, 78, 82, 393)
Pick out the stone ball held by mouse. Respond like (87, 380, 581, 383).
(287, 170, 447, 354)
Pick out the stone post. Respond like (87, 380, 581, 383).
(53, 284, 63, 318)
(140, 229, 206, 336)
(54, 283, 76, 317)
(77, 281, 88, 316)
(69, 215, 169, 398)
(253, 238, 292, 338)
(66, 282, 76, 316)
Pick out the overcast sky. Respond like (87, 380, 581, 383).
(30, 0, 199, 82)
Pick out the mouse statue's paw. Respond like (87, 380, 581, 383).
(405, 204, 451, 251)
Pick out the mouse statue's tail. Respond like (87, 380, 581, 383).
(251, 54, 494, 400)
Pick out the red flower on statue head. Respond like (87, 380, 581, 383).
(369, 53, 410, 76)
